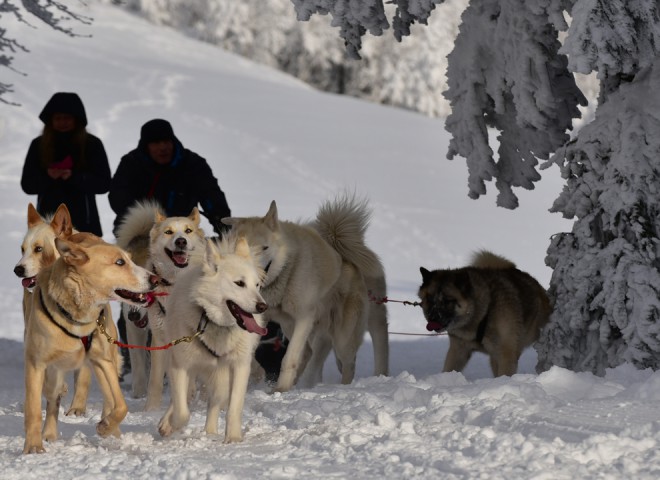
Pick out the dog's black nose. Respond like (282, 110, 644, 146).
(175, 237, 187, 249)
(14, 265, 25, 278)
(256, 302, 268, 314)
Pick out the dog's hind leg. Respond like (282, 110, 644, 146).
(275, 315, 316, 392)
(66, 365, 91, 416)
(299, 333, 332, 388)
(42, 367, 66, 442)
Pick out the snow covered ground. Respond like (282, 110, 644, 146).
(1, 3, 660, 479)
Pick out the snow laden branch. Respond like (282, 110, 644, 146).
(0, 0, 91, 103)
(562, 0, 660, 101)
(443, 0, 585, 208)
(536, 62, 660, 374)
(290, 0, 444, 60)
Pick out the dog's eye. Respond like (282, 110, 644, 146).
(115, 258, 126, 266)
(34, 246, 43, 253)
(185, 228, 193, 234)
(262, 246, 269, 252)
(234, 280, 245, 288)
(165, 229, 173, 235)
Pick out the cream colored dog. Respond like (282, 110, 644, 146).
(158, 235, 267, 442)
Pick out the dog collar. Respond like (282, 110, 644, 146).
(151, 263, 173, 287)
(196, 310, 227, 359)
(39, 290, 95, 350)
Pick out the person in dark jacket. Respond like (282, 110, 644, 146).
(109, 118, 231, 235)
(21, 92, 111, 236)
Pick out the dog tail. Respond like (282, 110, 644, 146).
(470, 250, 516, 269)
(115, 200, 163, 250)
(313, 193, 383, 278)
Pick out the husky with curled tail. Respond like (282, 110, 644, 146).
(222, 193, 388, 392)
(115, 200, 206, 409)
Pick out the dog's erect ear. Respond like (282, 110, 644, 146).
(420, 267, 432, 284)
(188, 207, 200, 225)
(154, 210, 167, 224)
(204, 238, 220, 271)
(264, 200, 279, 231)
(27, 203, 43, 228)
(55, 237, 89, 266)
(51, 204, 73, 238)
(235, 236, 250, 259)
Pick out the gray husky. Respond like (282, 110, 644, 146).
(222, 194, 389, 392)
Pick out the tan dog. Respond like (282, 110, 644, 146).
(14, 203, 101, 416)
(115, 201, 206, 410)
(23, 233, 158, 454)
(418, 251, 551, 376)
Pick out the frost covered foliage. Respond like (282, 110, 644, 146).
(443, 0, 585, 209)
(561, 0, 660, 102)
(0, 0, 91, 103)
(115, 0, 468, 118)
(291, 0, 443, 60)
(536, 62, 660, 375)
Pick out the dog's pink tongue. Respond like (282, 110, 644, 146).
(241, 313, 268, 336)
(426, 321, 444, 332)
(22, 277, 36, 289)
(172, 252, 188, 265)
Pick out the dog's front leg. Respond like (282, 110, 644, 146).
(205, 366, 230, 435)
(23, 358, 46, 454)
(42, 367, 66, 442)
(89, 358, 127, 437)
(224, 361, 251, 443)
(275, 315, 315, 392)
(166, 364, 191, 433)
(145, 342, 168, 411)
(443, 337, 473, 373)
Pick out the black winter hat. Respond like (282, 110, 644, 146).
(140, 119, 176, 146)
(39, 92, 88, 126)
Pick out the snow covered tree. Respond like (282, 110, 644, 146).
(293, 0, 660, 374)
(0, 0, 91, 103)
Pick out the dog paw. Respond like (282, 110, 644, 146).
(223, 433, 243, 444)
(158, 421, 173, 437)
(65, 407, 86, 417)
(96, 418, 121, 438)
(23, 442, 46, 454)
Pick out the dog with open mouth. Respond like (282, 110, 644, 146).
(14, 203, 124, 418)
(115, 201, 206, 410)
(22, 232, 158, 454)
(418, 250, 551, 377)
(158, 234, 267, 443)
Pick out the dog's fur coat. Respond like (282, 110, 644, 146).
(418, 251, 551, 376)
(22, 233, 158, 453)
(222, 194, 388, 392)
(115, 201, 206, 410)
(157, 234, 267, 442)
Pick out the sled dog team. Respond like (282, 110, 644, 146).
(14, 194, 550, 454)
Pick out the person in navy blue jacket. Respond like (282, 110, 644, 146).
(21, 92, 111, 236)
(109, 118, 231, 236)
